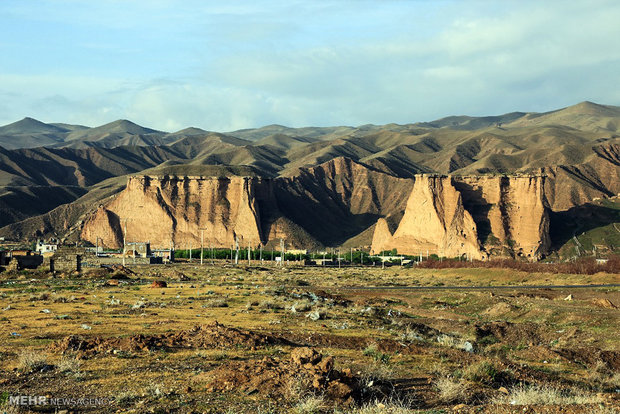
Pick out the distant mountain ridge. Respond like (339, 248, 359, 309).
(0, 101, 618, 258)
(2, 101, 619, 150)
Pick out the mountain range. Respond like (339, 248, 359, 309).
(0, 101, 618, 259)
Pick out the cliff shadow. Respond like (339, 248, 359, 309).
(452, 181, 493, 244)
(270, 187, 382, 246)
(549, 203, 620, 249)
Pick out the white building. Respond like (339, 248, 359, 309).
(36, 241, 57, 254)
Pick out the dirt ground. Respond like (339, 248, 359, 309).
(0, 264, 618, 413)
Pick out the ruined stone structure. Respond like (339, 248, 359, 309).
(124, 242, 151, 258)
(3, 250, 44, 270)
(49, 247, 82, 273)
(50, 246, 162, 273)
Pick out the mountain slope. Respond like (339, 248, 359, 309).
(0, 101, 618, 257)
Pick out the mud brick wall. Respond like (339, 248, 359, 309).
(81, 255, 155, 267)
(50, 247, 83, 272)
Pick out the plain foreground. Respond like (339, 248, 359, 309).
(0, 265, 619, 413)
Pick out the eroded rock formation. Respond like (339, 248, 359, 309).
(371, 174, 550, 260)
(371, 175, 483, 260)
(81, 163, 551, 260)
(81, 175, 268, 249)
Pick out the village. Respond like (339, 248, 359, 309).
(0, 237, 422, 276)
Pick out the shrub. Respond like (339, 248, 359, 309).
(29, 292, 50, 301)
(435, 377, 469, 403)
(258, 299, 285, 310)
(18, 349, 48, 372)
(463, 361, 497, 385)
(363, 344, 391, 364)
(144, 382, 168, 399)
(284, 374, 314, 402)
(58, 355, 82, 373)
(292, 395, 327, 414)
(349, 398, 416, 414)
(493, 384, 603, 405)
(202, 298, 229, 308)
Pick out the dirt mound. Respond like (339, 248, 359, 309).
(284, 331, 415, 354)
(172, 270, 190, 281)
(475, 322, 543, 346)
(101, 264, 136, 276)
(554, 348, 620, 370)
(151, 280, 167, 288)
(82, 265, 134, 279)
(482, 302, 515, 317)
(203, 347, 373, 404)
(50, 321, 285, 357)
(591, 298, 617, 309)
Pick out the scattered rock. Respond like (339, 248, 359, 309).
(306, 310, 325, 321)
(173, 271, 190, 281)
(291, 302, 311, 313)
(461, 341, 474, 353)
(151, 280, 167, 288)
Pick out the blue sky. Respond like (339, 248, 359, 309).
(1, 0, 620, 131)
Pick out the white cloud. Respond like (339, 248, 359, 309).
(1, 0, 620, 130)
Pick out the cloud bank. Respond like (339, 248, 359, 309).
(1, 0, 619, 131)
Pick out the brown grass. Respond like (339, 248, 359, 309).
(417, 255, 620, 275)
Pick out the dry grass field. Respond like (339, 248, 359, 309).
(0, 264, 619, 413)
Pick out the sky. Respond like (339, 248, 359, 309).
(1, 0, 620, 132)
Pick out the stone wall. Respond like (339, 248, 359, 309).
(49, 247, 82, 273)
(50, 246, 163, 272)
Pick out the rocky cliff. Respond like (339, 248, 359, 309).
(81, 163, 551, 259)
(81, 158, 414, 250)
(371, 174, 550, 260)
(371, 175, 483, 259)
(453, 175, 550, 258)
(81, 175, 268, 249)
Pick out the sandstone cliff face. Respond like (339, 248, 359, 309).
(80, 158, 414, 250)
(453, 175, 550, 259)
(371, 174, 550, 260)
(81, 162, 551, 260)
(81, 176, 267, 249)
(371, 175, 483, 259)
(369, 218, 393, 255)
